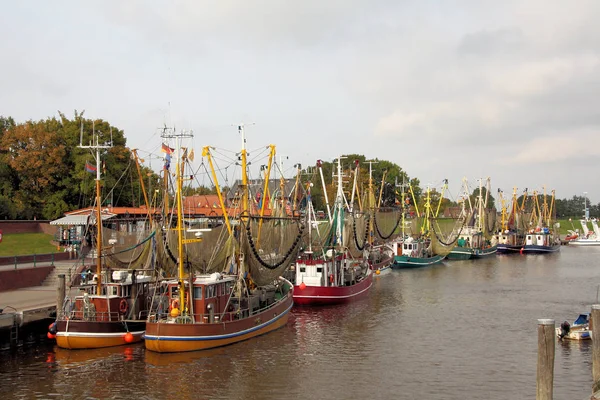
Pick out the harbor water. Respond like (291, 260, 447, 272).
(3, 245, 599, 399)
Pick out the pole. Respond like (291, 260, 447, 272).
(592, 305, 600, 392)
(536, 318, 555, 400)
(57, 274, 65, 317)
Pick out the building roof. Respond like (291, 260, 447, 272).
(50, 212, 116, 226)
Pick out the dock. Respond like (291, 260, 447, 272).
(0, 259, 86, 350)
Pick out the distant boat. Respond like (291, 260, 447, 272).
(391, 237, 444, 268)
(447, 178, 497, 260)
(521, 188, 561, 254)
(569, 219, 600, 246)
(496, 188, 527, 254)
(556, 313, 591, 341)
(392, 182, 448, 268)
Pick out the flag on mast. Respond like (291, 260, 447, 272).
(85, 162, 97, 173)
(161, 143, 174, 154)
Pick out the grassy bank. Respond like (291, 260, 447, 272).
(0, 232, 59, 256)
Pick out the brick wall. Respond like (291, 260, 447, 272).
(0, 266, 54, 292)
(0, 221, 58, 235)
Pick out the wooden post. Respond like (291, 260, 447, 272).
(57, 274, 66, 317)
(592, 305, 600, 392)
(130, 270, 137, 319)
(537, 318, 555, 400)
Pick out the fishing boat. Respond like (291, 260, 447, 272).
(144, 126, 297, 353)
(354, 160, 395, 275)
(447, 178, 497, 260)
(496, 188, 527, 254)
(391, 182, 448, 268)
(53, 127, 156, 349)
(569, 219, 600, 246)
(293, 157, 373, 306)
(556, 314, 591, 341)
(521, 188, 561, 254)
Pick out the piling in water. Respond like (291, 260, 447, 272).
(537, 318, 555, 400)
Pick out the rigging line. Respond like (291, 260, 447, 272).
(102, 159, 133, 206)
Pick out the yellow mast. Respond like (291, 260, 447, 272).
(257, 145, 276, 244)
(175, 144, 186, 316)
(434, 180, 448, 218)
(202, 146, 232, 236)
(131, 149, 152, 221)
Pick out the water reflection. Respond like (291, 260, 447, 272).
(1, 245, 598, 399)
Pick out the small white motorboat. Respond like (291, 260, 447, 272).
(556, 314, 592, 340)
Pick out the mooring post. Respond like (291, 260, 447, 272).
(57, 274, 65, 318)
(592, 305, 600, 393)
(537, 318, 555, 400)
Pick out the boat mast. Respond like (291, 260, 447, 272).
(163, 129, 193, 317)
(396, 177, 408, 239)
(79, 121, 111, 296)
(366, 160, 378, 246)
(317, 160, 333, 223)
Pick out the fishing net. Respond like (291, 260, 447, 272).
(243, 216, 304, 286)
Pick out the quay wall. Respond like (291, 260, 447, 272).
(0, 266, 54, 292)
(0, 221, 58, 235)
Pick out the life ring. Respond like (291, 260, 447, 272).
(171, 298, 180, 310)
(119, 299, 129, 315)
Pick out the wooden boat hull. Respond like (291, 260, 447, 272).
(144, 292, 293, 353)
(293, 271, 373, 306)
(55, 320, 145, 349)
(521, 244, 560, 253)
(391, 254, 444, 268)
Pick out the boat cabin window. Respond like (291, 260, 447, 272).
(194, 287, 203, 299)
(206, 285, 216, 299)
(122, 286, 130, 297)
(225, 282, 233, 294)
(171, 286, 179, 298)
(300, 266, 306, 273)
(317, 267, 323, 273)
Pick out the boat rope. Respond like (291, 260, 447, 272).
(373, 207, 402, 240)
(432, 218, 467, 247)
(245, 221, 305, 270)
(352, 212, 370, 251)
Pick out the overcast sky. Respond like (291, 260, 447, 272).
(1, 1, 599, 203)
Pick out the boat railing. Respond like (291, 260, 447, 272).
(147, 283, 292, 324)
(58, 309, 133, 322)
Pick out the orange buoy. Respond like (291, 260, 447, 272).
(124, 332, 134, 343)
(47, 332, 56, 340)
(299, 282, 306, 290)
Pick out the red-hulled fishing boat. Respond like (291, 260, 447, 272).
(293, 157, 373, 306)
